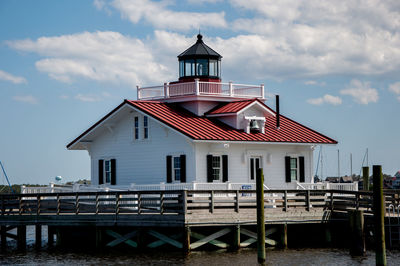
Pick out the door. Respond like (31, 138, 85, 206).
(249, 156, 262, 182)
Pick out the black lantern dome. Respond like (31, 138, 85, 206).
(178, 34, 222, 82)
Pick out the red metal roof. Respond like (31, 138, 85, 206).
(206, 99, 255, 115)
(126, 100, 337, 144)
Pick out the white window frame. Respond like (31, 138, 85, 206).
(290, 157, 299, 181)
(143, 116, 149, 139)
(104, 159, 112, 184)
(134, 116, 139, 140)
(172, 156, 181, 182)
(211, 155, 222, 182)
(249, 156, 262, 182)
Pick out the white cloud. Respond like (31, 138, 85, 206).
(228, 1, 400, 79)
(305, 80, 326, 86)
(340, 79, 379, 104)
(307, 94, 342, 106)
(111, 0, 227, 31)
(60, 95, 69, 100)
(7, 31, 173, 86)
(389, 82, 400, 95)
(75, 92, 112, 102)
(13, 95, 38, 104)
(0, 70, 27, 84)
(187, 0, 223, 3)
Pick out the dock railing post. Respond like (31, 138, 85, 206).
(256, 168, 266, 264)
(363, 167, 370, 191)
(373, 165, 387, 266)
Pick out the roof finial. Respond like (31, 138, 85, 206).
(197, 30, 203, 43)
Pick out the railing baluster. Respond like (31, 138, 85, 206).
(115, 192, 120, 215)
(284, 190, 288, 211)
(138, 192, 141, 214)
(210, 191, 214, 213)
(306, 190, 310, 211)
(95, 193, 99, 215)
(160, 192, 164, 214)
(235, 190, 239, 213)
(19, 195, 22, 215)
(75, 193, 79, 215)
(37, 195, 41, 215)
(182, 191, 187, 214)
(56, 194, 60, 215)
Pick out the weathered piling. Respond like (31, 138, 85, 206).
(17, 225, 26, 251)
(280, 224, 287, 248)
(1, 226, 6, 250)
(232, 225, 240, 251)
(373, 165, 386, 266)
(348, 210, 365, 256)
(35, 225, 42, 250)
(256, 168, 266, 264)
(362, 167, 369, 191)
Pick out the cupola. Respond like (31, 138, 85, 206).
(178, 34, 222, 83)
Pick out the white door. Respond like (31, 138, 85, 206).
(249, 156, 262, 182)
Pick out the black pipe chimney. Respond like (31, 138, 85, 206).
(276, 95, 280, 129)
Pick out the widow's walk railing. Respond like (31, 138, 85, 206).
(137, 80, 265, 100)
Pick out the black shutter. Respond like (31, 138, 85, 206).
(285, 156, 291, 183)
(166, 156, 172, 183)
(98, 160, 104, 185)
(110, 159, 116, 185)
(180, 155, 186, 183)
(222, 155, 228, 182)
(299, 156, 305, 183)
(207, 155, 213, 183)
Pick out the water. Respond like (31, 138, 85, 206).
(2, 248, 400, 265)
(1, 226, 400, 265)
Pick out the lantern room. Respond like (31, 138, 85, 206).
(178, 34, 222, 82)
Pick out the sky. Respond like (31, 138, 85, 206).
(0, 0, 399, 185)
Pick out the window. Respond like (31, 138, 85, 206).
(143, 116, 148, 139)
(196, 59, 208, 76)
(212, 156, 221, 181)
(290, 158, 298, 181)
(250, 157, 261, 181)
(134, 116, 139, 140)
(104, 160, 112, 184)
(209, 60, 218, 76)
(173, 156, 181, 181)
(185, 59, 195, 76)
(179, 61, 185, 77)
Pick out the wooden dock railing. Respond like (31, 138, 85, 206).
(1, 190, 399, 218)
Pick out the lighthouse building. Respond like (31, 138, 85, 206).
(67, 34, 337, 190)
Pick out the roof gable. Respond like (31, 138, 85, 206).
(67, 99, 338, 149)
(205, 99, 275, 117)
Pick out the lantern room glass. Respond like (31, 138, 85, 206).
(179, 58, 220, 78)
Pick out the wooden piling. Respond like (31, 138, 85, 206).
(232, 225, 240, 250)
(48, 226, 54, 247)
(362, 166, 369, 191)
(373, 165, 387, 266)
(35, 225, 42, 250)
(96, 227, 103, 249)
(1, 226, 6, 250)
(324, 223, 332, 246)
(256, 168, 266, 264)
(17, 225, 26, 251)
(348, 210, 365, 256)
(183, 226, 191, 253)
(280, 224, 287, 249)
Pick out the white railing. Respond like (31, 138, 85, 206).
(296, 182, 359, 191)
(137, 80, 264, 100)
(21, 183, 74, 194)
